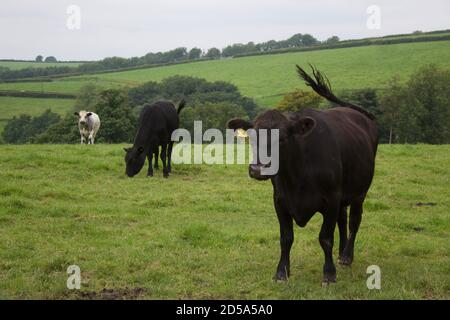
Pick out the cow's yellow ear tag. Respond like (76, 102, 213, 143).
(236, 128, 249, 138)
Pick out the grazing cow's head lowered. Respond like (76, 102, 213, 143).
(123, 146, 147, 177)
(74, 111, 93, 126)
(227, 110, 316, 180)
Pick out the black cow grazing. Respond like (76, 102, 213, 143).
(227, 65, 378, 285)
(124, 100, 186, 178)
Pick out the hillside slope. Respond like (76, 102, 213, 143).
(2, 41, 450, 107)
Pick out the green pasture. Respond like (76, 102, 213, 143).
(0, 97, 75, 133)
(0, 144, 448, 299)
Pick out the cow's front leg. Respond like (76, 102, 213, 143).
(274, 196, 293, 281)
(319, 202, 339, 285)
(146, 150, 154, 177)
(88, 132, 94, 144)
(80, 135, 85, 144)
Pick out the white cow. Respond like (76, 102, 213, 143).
(74, 111, 101, 144)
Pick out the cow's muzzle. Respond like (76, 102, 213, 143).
(249, 164, 271, 181)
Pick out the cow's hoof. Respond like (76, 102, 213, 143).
(147, 172, 153, 177)
(273, 272, 289, 282)
(338, 255, 353, 266)
(163, 174, 169, 179)
(321, 273, 336, 287)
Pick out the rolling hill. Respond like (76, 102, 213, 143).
(1, 38, 450, 134)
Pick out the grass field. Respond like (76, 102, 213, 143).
(0, 97, 75, 132)
(2, 41, 450, 107)
(0, 61, 81, 70)
(0, 144, 448, 299)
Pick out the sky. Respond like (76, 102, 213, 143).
(1, 0, 449, 61)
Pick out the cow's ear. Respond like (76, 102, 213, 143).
(227, 118, 254, 131)
(289, 116, 316, 137)
(86, 112, 92, 117)
(137, 146, 144, 153)
(74, 112, 79, 116)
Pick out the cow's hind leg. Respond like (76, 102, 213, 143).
(337, 205, 348, 264)
(340, 195, 365, 266)
(273, 196, 294, 281)
(167, 142, 174, 173)
(319, 200, 339, 285)
(153, 147, 159, 170)
(160, 144, 169, 178)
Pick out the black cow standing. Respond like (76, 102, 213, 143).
(227, 65, 378, 285)
(124, 100, 185, 178)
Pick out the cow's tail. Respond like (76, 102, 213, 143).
(296, 64, 376, 121)
(177, 99, 186, 114)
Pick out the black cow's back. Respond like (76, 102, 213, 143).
(134, 101, 180, 146)
(298, 107, 378, 206)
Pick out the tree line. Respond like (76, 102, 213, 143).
(0, 32, 327, 80)
(3, 30, 450, 81)
(2, 64, 449, 145)
(2, 76, 259, 144)
(276, 64, 450, 144)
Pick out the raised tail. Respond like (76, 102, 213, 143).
(296, 64, 376, 120)
(177, 99, 186, 114)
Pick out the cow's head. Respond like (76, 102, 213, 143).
(227, 110, 316, 180)
(123, 146, 147, 177)
(74, 111, 93, 126)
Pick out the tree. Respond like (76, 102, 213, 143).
(35, 112, 80, 144)
(339, 89, 391, 142)
(164, 47, 188, 62)
(74, 83, 102, 111)
(128, 81, 162, 106)
(276, 90, 323, 112)
(44, 56, 57, 63)
(180, 102, 247, 135)
(286, 33, 304, 47)
(2, 115, 32, 144)
(404, 64, 450, 144)
(379, 75, 405, 144)
(93, 89, 137, 143)
(35, 55, 43, 62)
(188, 48, 202, 60)
(325, 36, 340, 44)
(340, 89, 380, 116)
(2, 110, 61, 144)
(301, 34, 319, 46)
(205, 47, 221, 59)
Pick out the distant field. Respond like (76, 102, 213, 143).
(0, 61, 81, 70)
(0, 78, 135, 95)
(0, 97, 74, 132)
(2, 41, 450, 107)
(376, 31, 450, 41)
(0, 144, 448, 299)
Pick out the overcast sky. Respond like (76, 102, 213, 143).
(1, 0, 449, 61)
